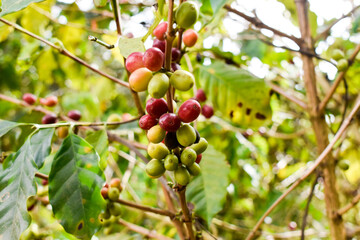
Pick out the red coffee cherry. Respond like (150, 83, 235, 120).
(183, 29, 198, 47)
(201, 104, 214, 119)
(152, 39, 166, 53)
(126, 52, 145, 73)
(143, 47, 164, 72)
(153, 21, 168, 40)
(40, 96, 58, 107)
(146, 98, 169, 119)
(178, 99, 201, 123)
(195, 89, 207, 102)
(159, 113, 181, 132)
(42, 113, 57, 124)
(139, 114, 158, 130)
(67, 110, 81, 121)
(22, 93, 37, 105)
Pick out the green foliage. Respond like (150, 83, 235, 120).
(199, 0, 227, 16)
(186, 145, 230, 225)
(118, 37, 146, 58)
(93, 0, 107, 8)
(0, 0, 44, 17)
(0, 120, 19, 138)
(48, 133, 106, 239)
(85, 129, 109, 171)
(30, 128, 54, 168)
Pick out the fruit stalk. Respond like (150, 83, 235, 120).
(178, 186, 196, 240)
(165, 0, 175, 112)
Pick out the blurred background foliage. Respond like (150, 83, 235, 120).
(1, 0, 360, 239)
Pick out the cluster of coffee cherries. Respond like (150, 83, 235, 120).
(194, 89, 214, 119)
(22, 93, 81, 124)
(99, 178, 123, 225)
(331, 49, 348, 71)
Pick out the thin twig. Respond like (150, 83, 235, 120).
(35, 172, 49, 180)
(269, 83, 307, 109)
(0, 18, 129, 88)
(338, 191, 360, 215)
(116, 198, 175, 218)
(245, 95, 360, 240)
(88, 35, 114, 49)
(319, 44, 360, 112)
(301, 175, 318, 240)
(178, 187, 196, 240)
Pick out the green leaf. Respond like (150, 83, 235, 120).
(142, 10, 162, 42)
(0, 136, 38, 240)
(85, 130, 109, 171)
(186, 145, 230, 225)
(30, 128, 54, 168)
(196, 61, 272, 128)
(0, 120, 19, 138)
(158, 0, 165, 15)
(0, 0, 44, 17)
(49, 133, 106, 239)
(199, 0, 226, 16)
(93, 0, 107, 8)
(118, 37, 146, 58)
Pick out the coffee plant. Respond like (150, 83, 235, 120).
(2, 0, 360, 239)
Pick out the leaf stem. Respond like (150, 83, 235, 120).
(88, 35, 114, 49)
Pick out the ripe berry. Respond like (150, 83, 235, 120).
(195, 154, 202, 164)
(40, 96, 58, 107)
(148, 73, 169, 99)
(101, 187, 109, 199)
(178, 99, 201, 123)
(143, 47, 164, 72)
(126, 52, 145, 73)
(176, 124, 196, 147)
(190, 137, 208, 154)
(67, 110, 81, 121)
(139, 114, 158, 130)
(22, 93, 37, 105)
(108, 187, 120, 201)
(183, 29, 198, 47)
(129, 67, 153, 92)
(159, 113, 181, 132)
(153, 39, 166, 53)
(170, 70, 195, 91)
(175, 166, 190, 186)
(146, 159, 166, 178)
(42, 179, 48, 185)
(175, 1, 199, 29)
(187, 162, 201, 176)
(172, 48, 181, 62)
(195, 89, 207, 102)
(181, 147, 197, 166)
(165, 132, 181, 149)
(42, 113, 57, 124)
(153, 21, 168, 40)
(202, 104, 214, 118)
(110, 178, 121, 189)
(171, 63, 181, 72)
(146, 98, 168, 118)
(147, 142, 169, 160)
(147, 125, 166, 143)
(164, 154, 179, 171)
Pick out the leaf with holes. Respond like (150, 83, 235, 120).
(0, 129, 53, 240)
(196, 61, 272, 128)
(0, 120, 19, 138)
(186, 145, 230, 225)
(49, 133, 106, 239)
(118, 37, 146, 58)
(85, 129, 108, 171)
(0, 0, 44, 17)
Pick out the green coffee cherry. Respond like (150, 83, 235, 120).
(109, 202, 122, 216)
(190, 137, 208, 154)
(175, 166, 191, 186)
(108, 187, 120, 201)
(148, 73, 169, 99)
(176, 124, 196, 147)
(107, 114, 122, 129)
(331, 49, 345, 61)
(147, 142, 169, 160)
(338, 159, 350, 170)
(181, 147, 197, 166)
(170, 70, 195, 91)
(187, 162, 201, 176)
(337, 59, 348, 71)
(175, 1, 199, 29)
(147, 125, 166, 143)
(164, 154, 179, 171)
(146, 159, 166, 178)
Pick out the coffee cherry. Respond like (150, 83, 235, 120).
(57, 126, 69, 139)
(183, 29, 198, 47)
(143, 47, 164, 72)
(67, 110, 81, 121)
(147, 125, 166, 143)
(175, 1, 199, 29)
(108, 187, 120, 201)
(331, 49, 345, 61)
(170, 70, 195, 91)
(153, 21, 168, 40)
(195, 154, 202, 164)
(172, 48, 181, 62)
(190, 137, 208, 154)
(181, 147, 197, 166)
(126, 52, 145, 73)
(148, 73, 169, 99)
(42, 179, 48, 185)
(107, 113, 122, 129)
(110, 178, 121, 189)
(187, 162, 201, 176)
(338, 159, 350, 170)
(165, 132, 181, 149)
(146, 159, 166, 178)
(99, 211, 111, 221)
(171, 63, 181, 72)
(139, 114, 158, 130)
(202, 104, 214, 118)
(147, 142, 169, 160)
(176, 124, 196, 147)
(164, 154, 179, 171)
(40, 96, 58, 107)
(101, 187, 109, 199)
(195, 89, 207, 102)
(146, 98, 168, 118)
(42, 113, 57, 124)
(129, 67, 153, 92)
(159, 113, 181, 132)
(108, 202, 122, 216)
(178, 99, 201, 123)
(22, 93, 37, 105)
(337, 59, 348, 71)
(175, 166, 190, 186)
(153, 39, 166, 53)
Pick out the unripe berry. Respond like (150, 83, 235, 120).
(147, 125, 166, 143)
(22, 93, 37, 105)
(172, 48, 181, 62)
(108, 202, 122, 216)
(187, 162, 201, 176)
(153, 39, 166, 53)
(195, 89, 207, 102)
(159, 113, 181, 132)
(164, 154, 179, 171)
(129, 67, 153, 92)
(67, 110, 81, 121)
(190, 137, 208, 154)
(175, 1, 199, 29)
(107, 113, 122, 129)
(175, 166, 190, 186)
(146, 98, 169, 118)
(108, 187, 120, 201)
(178, 99, 201, 123)
(170, 70, 195, 91)
(126, 52, 145, 73)
(153, 21, 168, 40)
(202, 104, 214, 118)
(337, 59, 348, 71)
(57, 126, 69, 139)
(148, 73, 169, 99)
(338, 159, 350, 170)
(139, 114, 158, 130)
(143, 47, 164, 72)
(176, 124, 196, 147)
(147, 142, 169, 160)
(183, 29, 198, 47)
(331, 49, 345, 61)
(42, 113, 57, 124)
(181, 147, 197, 166)
(146, 159, 166, 178)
